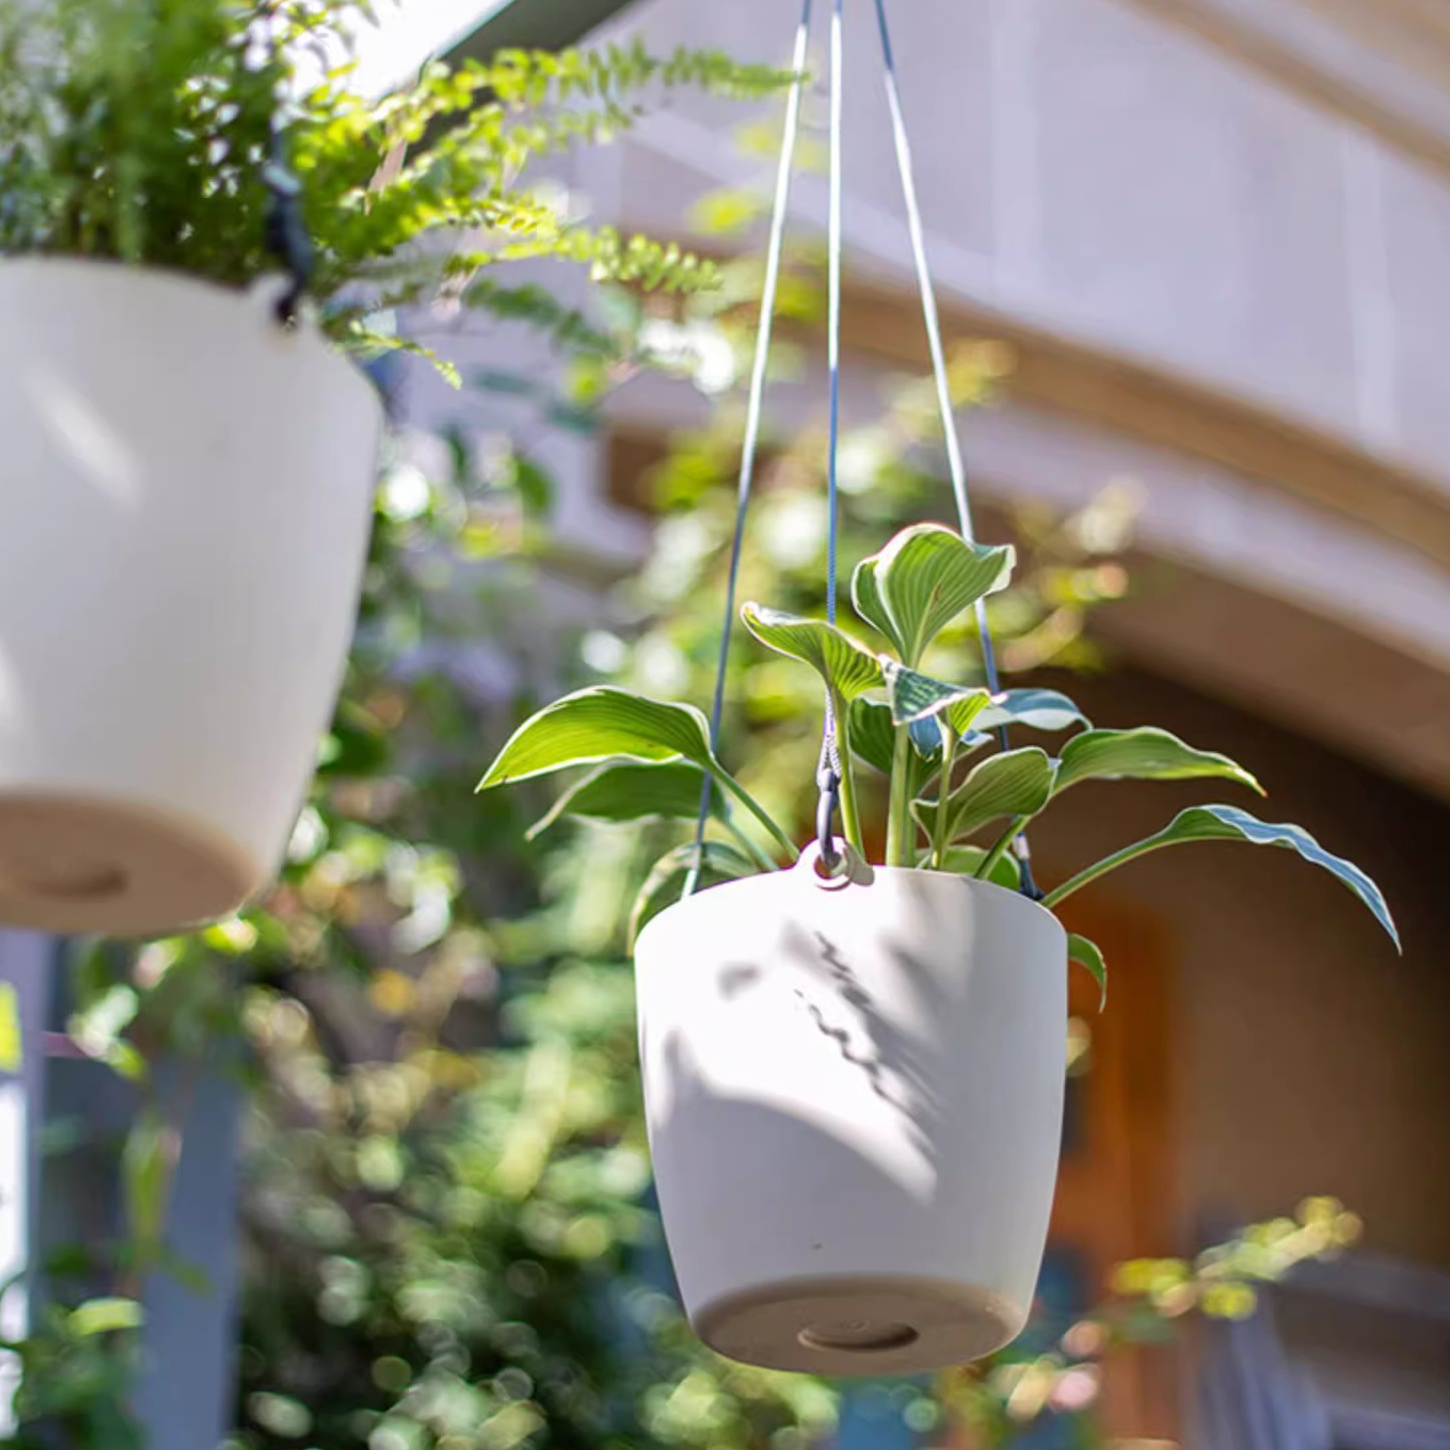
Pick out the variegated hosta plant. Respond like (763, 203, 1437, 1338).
(478, 524, 1399, 999)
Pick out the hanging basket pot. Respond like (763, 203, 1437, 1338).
(635, 847, 1066, 1375)
(0, 259, 382, 936)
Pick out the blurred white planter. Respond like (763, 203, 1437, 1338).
(635, 849, 1066, 1376)
(0, 260, 381, 936)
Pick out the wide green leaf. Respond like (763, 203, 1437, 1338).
(852, 524, 1015, 665)
(851, 698, 940, 801)
(863, 703, 973, 766)
(741, 603, 883, 700)
(849, 698, 897, 776)
(526, 762, 721, 839)
(1047, 804, 1399, 950)
(914, 746, 1058, 842)
(478, 687, 713, 789)
(975, 688, 1090, 734)
(1055, 727, 1263, 796)
(1068, 934, 1107, 1010)
(628, 841, 758, 949)
(927, 844, 1022, 890)
(851, 555, 899, 653)
(881, 660, 992, 734)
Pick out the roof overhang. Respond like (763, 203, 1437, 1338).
(446, 0, 640, 63)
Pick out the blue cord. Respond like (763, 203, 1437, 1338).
(816, 0, 846, 820)
(871, 0, 1038, 894)
(683, 0, 815, 897)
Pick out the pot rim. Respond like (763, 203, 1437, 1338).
(0, 254, 380, 418)
(634, 857, 1066, 960)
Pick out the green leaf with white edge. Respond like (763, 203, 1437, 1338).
(851, 553, 900, 653)
(68, 1297, 144, 1338)
(741, 603, 883, 700)
(927, 844, 1023, 891)
(1050, 804, 1399, 951)
(478, 687, 713, 789)
(881, 660, 992, 734)
(526, 762, 721, 840)
(975, 688, 1090, 734)
(914, 746, 1058, 842)
(1055, 727, 1263, 796)
(628, 841, 759, 950)
(852, 524, 1015, 665)
(1068, 934, 1108, 1010)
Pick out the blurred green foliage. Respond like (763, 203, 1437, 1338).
(2, 72, 1354, 1450)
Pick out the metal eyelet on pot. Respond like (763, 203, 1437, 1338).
(800, 840, 872, 891)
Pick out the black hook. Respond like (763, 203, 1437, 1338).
(815, 767, 842, 873)
(263, 140, 313, 325)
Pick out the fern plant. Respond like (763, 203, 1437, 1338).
(0, 0, 789, 369)
(477, 523, 1399, 999)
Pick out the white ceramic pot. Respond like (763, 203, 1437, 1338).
(0, 260, 382, 935)
(634, 848, 1066, 1375)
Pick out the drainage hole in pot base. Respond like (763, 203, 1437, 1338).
(1, 855, 129, 904)
(797, 1321, 919, 1354)
(0, 794, 259, 935)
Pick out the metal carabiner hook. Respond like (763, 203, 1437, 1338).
(815, 767, 842, 873)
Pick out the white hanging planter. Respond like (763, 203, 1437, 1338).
(0, 259, 382, 936)
(635, 848, 1066, 1375)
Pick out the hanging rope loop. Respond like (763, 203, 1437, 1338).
(683, 0, 815, 898)
(871, 0, 1039, 898)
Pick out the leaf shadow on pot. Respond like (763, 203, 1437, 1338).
(780, 921, 952, 1167)
(647, 1025, 953, 1277)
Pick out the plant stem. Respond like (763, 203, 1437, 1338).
(1041, 836, 1175, 908)
(886, 726, 913, 867)
(710, 767, 800, 861)
(931, 725, 958, 869)
(832, 690, 867, 856)
(724, 815, 781, 873)
(976, 814, 1028, 882)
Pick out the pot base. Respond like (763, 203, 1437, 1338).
(694, 1274, 1025, 1376)
(0, 792, 257, 935)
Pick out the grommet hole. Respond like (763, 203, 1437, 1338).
(797, 1320, 920, 1354)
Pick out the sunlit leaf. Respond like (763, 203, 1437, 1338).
(68, 1297, 144, 1337)
(915, 747, 1057, 842)
(928, 844, 1022, 890)
(740, 603, 882, 700)
(1055, 727, 1263, 795)
(975, 688, 1089, 734)
(851, 524, 1014, 665)
(881, 660, 991, 734)
(1051, 804, 1398, 950)
(628, 842, 758, 948)
(526, 762, 721, 839)
(478, 688, 714, 788)
(1068, 933, 1107, 1010)
(0, 984, 19, 1074)
(850, 555, 898, 652)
